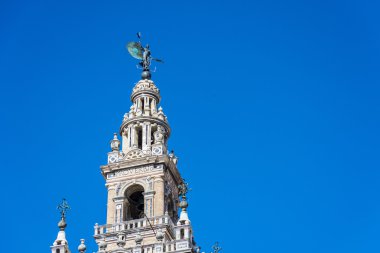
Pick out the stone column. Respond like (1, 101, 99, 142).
(175, 228, 181, 240)
(131, 124, 138, 149)
(154, 176, 165, 216)
(151, 99, 157, 115)
(136, 98, 143, 116)
(144, 97, 150, 116)
(142, 122, 151, 154)
(184, 227, 190, 239)
(129, 126, 133, 149)
(106, 185, 116, 225)
(122, 127, 129, 153)
(142, 122, 147, 151)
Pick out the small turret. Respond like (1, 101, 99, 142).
(50, 199, 71, 253)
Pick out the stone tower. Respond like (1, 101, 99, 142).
(93, 76, 198, 253)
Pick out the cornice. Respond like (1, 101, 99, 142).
(100, 155, 183, 186)
(119, 117, 170, 137)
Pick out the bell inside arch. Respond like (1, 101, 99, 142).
(125, 186, 145, 220)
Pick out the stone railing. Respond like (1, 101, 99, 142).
(120, 241, 182, 253)
(94, 215, 175, 236)
(119, 240, 188, 253)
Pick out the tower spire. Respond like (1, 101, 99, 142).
(51, 199, 71, 253)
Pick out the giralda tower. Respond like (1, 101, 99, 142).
(93, 37, 198, 253)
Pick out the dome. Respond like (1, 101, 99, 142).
(58, 218, 67, 230)
(78, 239, 86, 253)
(131, 79, 161, 103)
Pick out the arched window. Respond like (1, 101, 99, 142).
(56, 249, 60, 253)
(125, 184, 145, 220)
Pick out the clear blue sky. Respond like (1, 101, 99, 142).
(0, 0, 379, 252)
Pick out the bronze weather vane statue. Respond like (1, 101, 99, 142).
(126, 32, 163, 80)
(178, 179, 191, 199)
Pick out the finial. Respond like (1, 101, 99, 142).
(178, 179, 191, 224)
(78, 239, 87, 253)
(126, 33, 163, 80)
(156, 228, 164, 241)
(169, 150, 178, 165)
(98, 237, 107, 252)
(117, 232, 126, 248)
(58, 217, 67, 231)
(110, 133, 120, 151)
(135, 232, 143, 246)
(57, 198, 70, 230)
(212, 242, 222, 253)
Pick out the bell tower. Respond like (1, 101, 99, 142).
(94, 40, 198, 251)
(104, 78, 174, 225)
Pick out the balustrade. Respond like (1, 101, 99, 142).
(94, 215, 175, 236)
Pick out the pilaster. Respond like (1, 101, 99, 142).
(143, 190, 155, 218)
(106, 185, 116, 225)
(154, 176, 165, 216)
(113, 196, 127, 224)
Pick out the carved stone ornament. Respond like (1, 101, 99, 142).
(108, 153, 119, 164)
(133, 79, 159, 94)
(115, 183, 122, 196)
(153, 125, 165, 144)
(124, 149, 145, 160)
(152, 146, 163, 155)
(110, 133, 120, 151)
(146, 176, 153, 191)
(107, 165, 160, 179)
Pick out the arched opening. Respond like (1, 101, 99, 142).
(124, 184, 145, 220)
(180, 229, 185, 239)
(137, 126, 143, 149)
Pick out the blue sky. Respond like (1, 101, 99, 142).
(1, 0, 379, 252)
